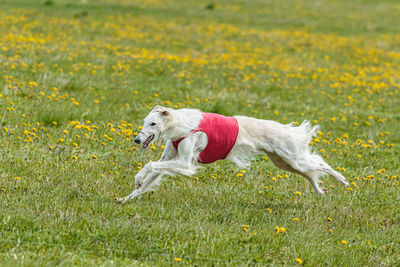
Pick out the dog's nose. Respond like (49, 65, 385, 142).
(134, 138, 141, 144)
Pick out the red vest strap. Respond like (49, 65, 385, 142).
(172, 113, 239, 164)
(172, 129, 200, 149)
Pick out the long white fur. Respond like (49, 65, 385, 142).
(117, 106, 349, 203)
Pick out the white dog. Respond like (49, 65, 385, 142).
(117, 106, 348, 203)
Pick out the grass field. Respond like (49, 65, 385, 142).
(0, 0, 399, 265)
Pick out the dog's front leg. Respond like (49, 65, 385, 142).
(117, 171, 161, 203)
(117, 141, 178, 203)
(145, 135, 202, 176)
(148, 160, 197, 176)
(134, 163, 150, 189)
(135, 141, 178, 189)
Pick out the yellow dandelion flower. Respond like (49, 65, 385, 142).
(296, 258, 303, 264)
(174, 258, 182, 262)
(295, 191, 302, 196)
(276, 226, 286, 233)
(377, 169, 385, 174)
(91, 155, 98, 159)
(341, 240, 348, 245)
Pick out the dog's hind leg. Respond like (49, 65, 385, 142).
(301, 169, 326, 195)
(298, 152, 349, 187)
(308, 177, 325, 195)
(318, 164, 349, 187)
(266, 152, 325, 194)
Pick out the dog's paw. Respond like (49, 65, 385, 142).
(315, 188, 327, 195)
(115, 197, 127, 203)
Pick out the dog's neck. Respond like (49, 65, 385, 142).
(163, 126, 191, 141)
(162, 108, 202, 141)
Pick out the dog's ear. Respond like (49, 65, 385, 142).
(153, 105, 169, 116)
(161, 110, 169, 116)
(152, 105, 162, 112)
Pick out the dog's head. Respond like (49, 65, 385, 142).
(134, 106, 172, 149)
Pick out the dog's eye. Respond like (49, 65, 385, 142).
(150, 122, 156, 126)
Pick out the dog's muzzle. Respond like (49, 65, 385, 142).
(141, 134, 154, 149)
(136, 131, 155, 149)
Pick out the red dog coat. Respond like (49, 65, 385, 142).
(172, 113, 239, 164)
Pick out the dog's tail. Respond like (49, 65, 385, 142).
(288, 120, 319, 152)
(297, 120, 319, 144)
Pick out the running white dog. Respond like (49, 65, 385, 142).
(117, 106, 348, 203)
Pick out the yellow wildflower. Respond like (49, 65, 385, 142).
(296, 258, 303, 264)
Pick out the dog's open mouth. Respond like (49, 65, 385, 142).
(142, 134, 155, 149)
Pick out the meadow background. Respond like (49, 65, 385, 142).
(0, 0, 399, 265)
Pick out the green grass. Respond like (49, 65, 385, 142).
(0, 0, 399, 265)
